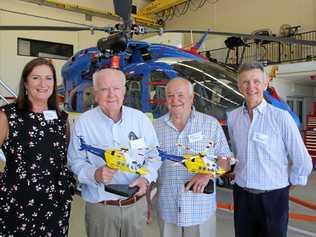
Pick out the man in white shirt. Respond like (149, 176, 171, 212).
(68, 68, 161, 237)
(227, 62, 313, 237)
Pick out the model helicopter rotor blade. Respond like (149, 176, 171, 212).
(148, 29, 316, 46)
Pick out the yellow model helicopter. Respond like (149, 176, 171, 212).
(79, 137, 148, 175)
(158, 141, 234, 177)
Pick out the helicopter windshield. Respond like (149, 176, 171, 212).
(123, 59, 244, 121)
(171, 60, 244, 120)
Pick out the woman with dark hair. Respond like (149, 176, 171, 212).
(0, 57, 73, 236)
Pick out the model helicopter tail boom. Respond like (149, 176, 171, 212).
(79, 137, 105, 158)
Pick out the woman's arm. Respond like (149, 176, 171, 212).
(0, 111, 8, 146)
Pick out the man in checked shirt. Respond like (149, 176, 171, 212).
(227, 62, 313, 237)
(154, 77, 231, 237)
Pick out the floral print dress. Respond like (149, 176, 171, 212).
(0, 103, 73, 237)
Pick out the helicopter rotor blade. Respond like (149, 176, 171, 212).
(0, 25, 116, 33)
(148, 29, 316, 46)
(0, 25, 90, 31)
(113, 0, 132, 27)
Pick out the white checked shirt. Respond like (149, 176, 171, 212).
(227, 99, 313, 190)
(154, 109, 232, 226)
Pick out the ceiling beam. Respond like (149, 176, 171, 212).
(138, 0, 188, 16)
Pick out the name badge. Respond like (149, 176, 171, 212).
(253, 132, 268, 145)
(43, 110, 58, 121)
(188, 131, 203, 143)
(130, 138, 146, 150)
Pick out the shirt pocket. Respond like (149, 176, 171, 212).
(178, 190, 213, 224)
(252, 131, 283, 158)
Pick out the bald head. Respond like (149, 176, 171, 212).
(166, 77, 194, 96)
(165, 77, 194, 118)
(92, 68, 126, 120)
(92, 68, 126, 89)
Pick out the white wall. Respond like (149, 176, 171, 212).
(271, 79, 314, 99)
(270, 78, 315, 127)
(270, 61, 316, 125)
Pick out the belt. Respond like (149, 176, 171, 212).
(236, 185, 270, 194)
(99, 195, 142, 207)
(243, 187, 269, 194)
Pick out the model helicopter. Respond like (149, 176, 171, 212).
(158, 141, 237, 177)
(79, 137, 149, 175)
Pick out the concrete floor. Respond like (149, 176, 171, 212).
(68, 171, 316, 237)
(0, 161, 315, 236)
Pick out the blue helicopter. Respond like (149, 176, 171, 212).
(58, 0, 309, 125)
(61, 32, 245, 121)
(60, 34, 301, 127)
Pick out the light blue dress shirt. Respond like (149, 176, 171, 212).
(154, 109, 232, 226)
(67, 106, 161, 203)
(227, 99, 313, 190)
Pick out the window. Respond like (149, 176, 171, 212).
(17, 38, 73, 60)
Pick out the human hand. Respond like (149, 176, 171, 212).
(185, 174, 212, 193)
(217, 156, 232, 172)
(129, 176, 149, 197)
(147, 203, 153, 224)
(94, 166, 117, 184)
(146, 182, 156, 224)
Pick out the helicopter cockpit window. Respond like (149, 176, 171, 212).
(83, 86, 96, 111)
(171, 60, 244, 120)
(70, 85, 96, 112)
(124, 75, 142, 110)
(150, 70, 169, 117)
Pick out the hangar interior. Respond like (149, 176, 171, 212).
(0, 1, 315, 237)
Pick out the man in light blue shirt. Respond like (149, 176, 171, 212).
(67, 68, 161, 237)
(154, 77, 231, 237)
(227, 62, 313, 237)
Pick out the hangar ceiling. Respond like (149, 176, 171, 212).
(17, 0, 195, 27)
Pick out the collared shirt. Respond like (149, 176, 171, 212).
(227, 99, 313, 190)
(154, 109, 232, 226)
(67, 106, 161, 203)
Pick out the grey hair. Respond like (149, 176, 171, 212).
(238, 62, 267, 83)
(92, 68, 126, 87)
(166, 77, 194, 95)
